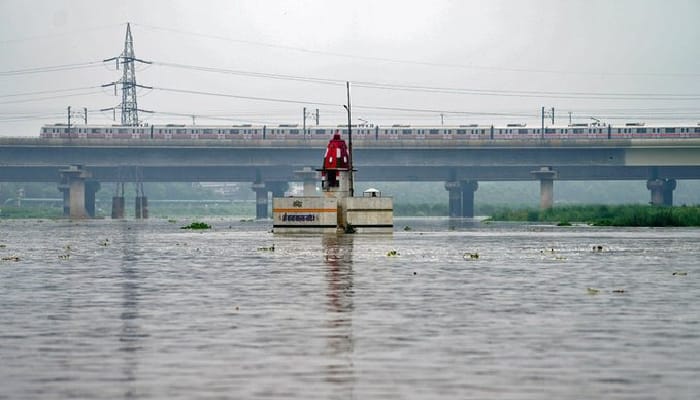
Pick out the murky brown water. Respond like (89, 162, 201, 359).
(1, 218, 699, 399)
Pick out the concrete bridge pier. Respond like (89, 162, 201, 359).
(460, 180, 479, 218)
(58, 181, 70, 217)
(111, 197, 125, 219)
(647, 178, 676, 206)
(252, 181, 268, 220)
(445, 181, 462, 217)
(531, 167, 558, 209)
(295, 167, 318, 196)
(664, 179, 677, 206)
(84, 180, 101, 218)
(267, 181, 289, 198)
(59, 165, 92, 219)
(135, 196, 148, 219)
(111, 182, 125, 219)
(134, 182, 148, 219)
(252, 181, 289, 220)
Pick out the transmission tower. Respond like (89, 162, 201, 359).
(102, 23, 152, 126)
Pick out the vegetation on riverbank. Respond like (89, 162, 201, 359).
(487, 205, 700, 227)
(0, 206, 62, 219)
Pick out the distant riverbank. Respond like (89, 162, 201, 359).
(487, 205, 700, 227)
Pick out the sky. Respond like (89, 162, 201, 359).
(1, 0, 699, 136)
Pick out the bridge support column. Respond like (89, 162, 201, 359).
(295, 167, 318, 196)
(252, 182, 268, 220)
(84, 180, 101, 218)
(460, 180, 479, 218)
(663, 179, 676, 206)
(58, 181, 70, 217)
(267, 181, 289, 198)
(111, 197, 125, 219)
(111, 182, 125, 219)
(647, 178, 676, 206)
(445, 181, 462, 218)
(59, 165, 92, 219)
(135, 197, 148, 219)
(531, 167, 558, 210)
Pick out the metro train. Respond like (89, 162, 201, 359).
(40, 122, 700, 141)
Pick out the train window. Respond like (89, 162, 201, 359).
(402, 129, 412, 135)
(572, 129, 583, 134)
(429, 129, 439, 134)
(545, 129, 556, 134)
(91, 129, 100, 134)
(695, 128, 700, 133)
(636, 128, 647, 134)
(457, 129, 466, 134)
(289, 129, 299, 134)
(665, 128, 676, 133)
(518, 129, 529, 134)
(231, 129, 239, 134)
(315, 129, 326, 135)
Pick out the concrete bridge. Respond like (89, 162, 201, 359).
(1, 137, 699, 219)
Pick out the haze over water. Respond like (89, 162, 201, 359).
(1, 218, 699, 399)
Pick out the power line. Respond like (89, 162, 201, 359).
(0, 23, 126, 44)
(152, 86, 533, 117)
(0, 89, 104, 105)
(134, 23, 700, 78)
(0, 61, 104, 76)
(152, 61, 700, 100)
(153, 86, 343, 108)
(0, 86, 101, 98)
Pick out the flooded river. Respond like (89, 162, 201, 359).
(1, 218, 698, 399)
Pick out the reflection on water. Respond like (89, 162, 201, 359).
(323, 234, 355, 395)
(119, 223, 141, 399)
(1, 219, 700, 399)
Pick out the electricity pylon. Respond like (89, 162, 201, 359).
(102, 23, 152, 126)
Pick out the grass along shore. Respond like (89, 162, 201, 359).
(487, 205, 700, 227)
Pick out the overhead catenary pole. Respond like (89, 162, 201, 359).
(346, 81, 354, 197)
(541, 106, 544, 139)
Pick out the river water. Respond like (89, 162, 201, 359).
(1, 218, 698, 399)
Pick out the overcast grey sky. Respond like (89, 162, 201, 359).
(1, 0, 699, 135)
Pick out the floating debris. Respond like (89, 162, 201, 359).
(673, 271, 688, 276)
(1, 255, 20, 262)
(0, 244, 6, 248)
(463, 252, 479, 260)
(587, 287, 600, 295)
(257, 244, 275, 252)
(403, 226, 412, 231)
(99, 239, 109, 246)
(58, 254, 70, 260)
(612, 289, 626, 293)
(386, 250, 399, 257)
(592, 245, 605, 253)
(180, 222, 211, 230)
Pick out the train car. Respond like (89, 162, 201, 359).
(41, 122, 700, 142)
